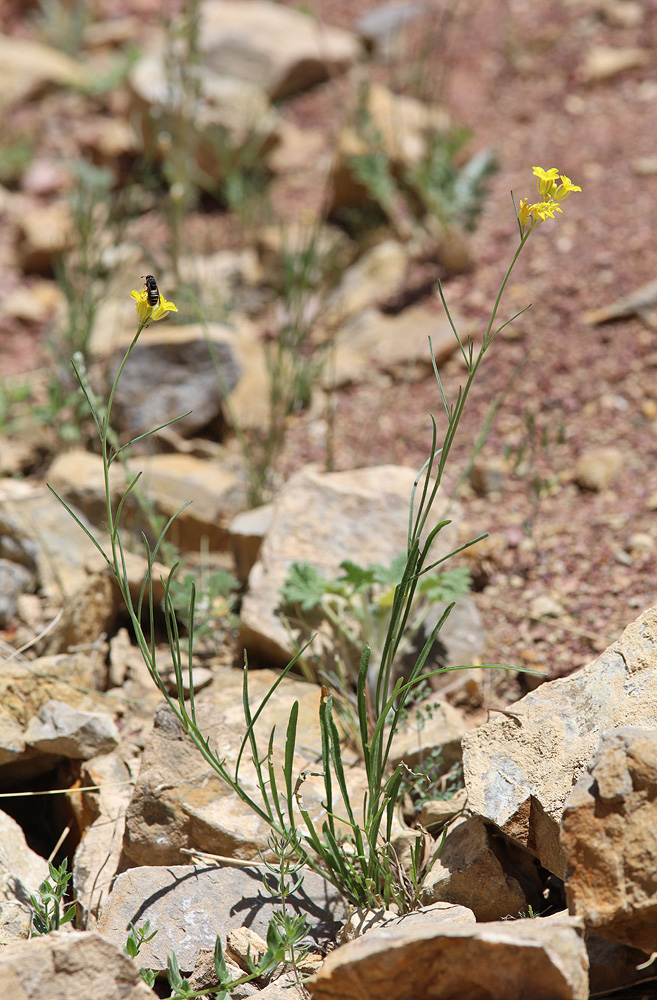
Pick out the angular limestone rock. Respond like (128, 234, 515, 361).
(0, 809, 49, 944)
(561, 727, 657, 953)
(0, 930, 155, 999)
(241, 464, 459, 666)
(462, 606, 657, 878)
(24, 700, 119, 759)
(421, 816, 545, 921)
(97, 865, 344, 972)
(307, 915, 588, 1000)
(199, 0, 362, 99)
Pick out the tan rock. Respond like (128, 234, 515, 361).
(330, 303, 463, 386)
(307, 915, 588, 1000)
(228, 504, 273, 584)
(0, 34, 86, 117)
(44, 573, 119, 657)
(330, 84, 449, 213)
(463, 605, 657, 878)
(0, 809, 49, 944)
(199, 0, 362, 99)
(326, 241, 408, 323)
(388, 697, 466, 773)
(240, 464, 459, 666)
(581, 44, 649, 83)
(17, 200, 75, 274)
(420, 787, 468, 832)
(421, 816, 544, 921)
(133, 452, 245, 551)
(574, 446, 623, 491)
(561, 727, 657, 953)
(0, 930, 155, 999)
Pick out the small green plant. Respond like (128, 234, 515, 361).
(50, 167, 581, 917)
(260, 831, 311, 988)
(29, 859, 76, 935)
(125, 921, 159, 989)
(167, 568, 239, 650)
(281, 556, 471, 740)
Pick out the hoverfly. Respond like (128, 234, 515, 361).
(141, 274, 160, 308)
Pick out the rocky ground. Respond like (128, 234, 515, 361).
(1, 0, 657, 998)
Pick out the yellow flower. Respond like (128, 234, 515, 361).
(518, 198, 533, 227)
(532, 165, 559, 196)
(518, 166, 581, 233)
(553, 174, 582, 202)
(130, 288, 178, 325)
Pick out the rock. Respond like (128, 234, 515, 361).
(178, 249, 263, 312)
(228, 504, 273, 584)
(581, 44, 649, 83)
(0, 34, 86, 117)
(469, 456, 508, 496)
(198, 0, 362, 100)
(47, 449, 129, 527)
(462, 605, 657, 878)
(307, 915, 588, 1000)
(574, 446, 623, 491)
(97, 864, 344, 973)
(105, 323, 241, 438)
(357, 4, 426, 51)
(0, 478, 102, 601)
(561, 727, 657, 953)
(421, 816, 545, 921)
(187, 949, 257, 997)
(426, 595, 487, 677)
(122, 674, 353, 866)
(601, 0, 644, 28)
(0, 558, 33, 627)
(132, 452, 245, 551)
(0, 808, 49, 943)
(0, 930, 155, 999)
(420, 787, 468, 831)
(388, 697, 466, 773)
(326, 241, 408, 323)
(240, 464, 459, 666)
(73, 750, 136, 925)
(43, 573, 119, 658)
(329, 303, 462, 386)
(17, 199, 74, 274)
(24, 700, 119, 759)
(329, 84, 449, 213)
(226, 926, 268, 970)
(130, 49, 278, 183)
(0, 653, 110, 782)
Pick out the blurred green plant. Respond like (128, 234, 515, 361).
(33, 0, 90, 55)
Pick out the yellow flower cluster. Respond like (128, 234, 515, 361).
(518, 166, 581, 231)
(130, 287, 178, 325)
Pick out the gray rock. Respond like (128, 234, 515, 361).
(307, 915, 588, 1000)
(198, 0, 362, 100)
(357, 4, 426, 48)
(97, 864, 344, 973)
(561, 727, 657, 953)
(0, 558, 33, 627)
(106, 324, 241, 437)
(462, 605, 657, 878)
(240, 464, 459, 667)
(0, 808, 49, 944)
(24, 700, 119, 759)
(0, 929, 155, 999)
